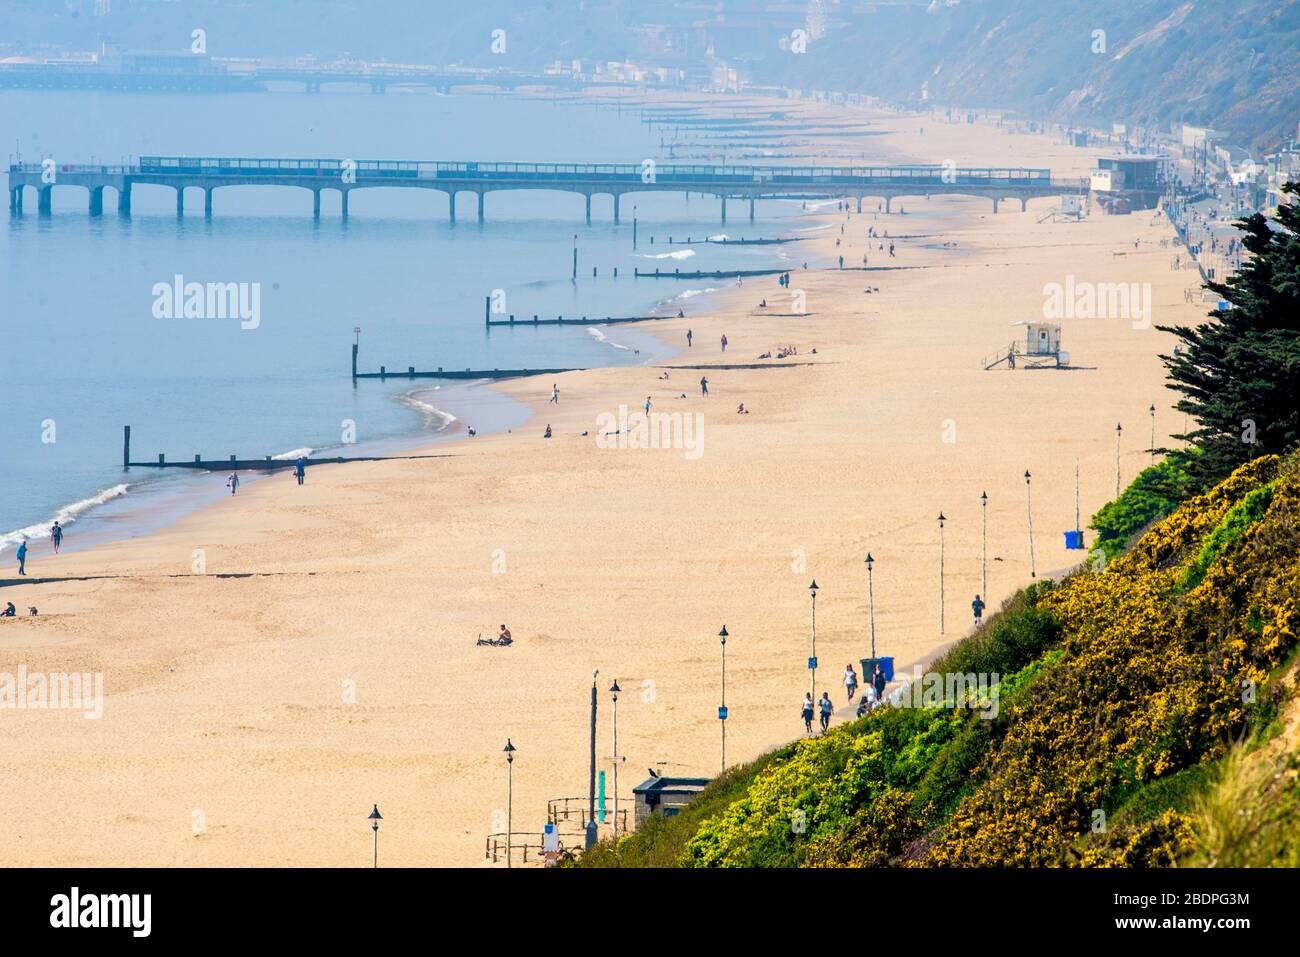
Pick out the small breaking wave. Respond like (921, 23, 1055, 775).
(0, 483, 130, 554)
(641, 249, 695, 261)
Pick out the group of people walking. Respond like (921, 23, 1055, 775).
(802, 662, 889, 734)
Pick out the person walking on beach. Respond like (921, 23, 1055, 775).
(549, 384, 559, 405)
(699, 376, 709, 397)
(227, 472, 240, 496)
(818, 691, 834, 732)
(16, 538, 28, 576)
(972, 594, 986, 627)
(720, 334, 728, 353)
(50, 521, 63, 554)
(873, 663, 887, 704)
(844, 664, 858, 703)
(644, 396, 652, 416)
(802, 693, 814, 734)
(294, 457, 306, 486)
(686, 329, 693, 348)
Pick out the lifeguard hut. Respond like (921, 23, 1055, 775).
(983, 321, 1068, 369)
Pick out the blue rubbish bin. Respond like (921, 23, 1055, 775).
(1064, 529, 1085, 549)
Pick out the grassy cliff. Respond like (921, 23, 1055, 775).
(580, 453, 1300, 867)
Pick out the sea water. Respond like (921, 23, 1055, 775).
(0, 90, 815, 555)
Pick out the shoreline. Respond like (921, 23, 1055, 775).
(0, 93, 1197, 867)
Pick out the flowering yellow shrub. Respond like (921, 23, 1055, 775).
(924, 455, 1298, 866)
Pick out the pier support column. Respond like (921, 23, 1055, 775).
(7, 188, 14, 213)
(1019, 197, 1028, 212)
(176, 187, 185, 216)
(448, 190, 456, 224)
(749, 197, 755, 222)
(38, 185, 52, 215)
(477, 191, 484, 224)
(341, 188, 349, 219)
(613, 193, 620, 224)
(856, 195, 863, 213)
(204, 188, 213, 217)
(992, 198, 1000, 214)
(584, 193, 592, 225)
(89, 186, 103, 216)
(720, 195, 727, 224)
(884, 196, 892, 214)
(118, 184, 131, 215)
(313, 189, 321, 218)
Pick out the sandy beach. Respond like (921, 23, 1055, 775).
(0, 96, 1200, 866)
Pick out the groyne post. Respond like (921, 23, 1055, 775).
(122, 425, 131, 469)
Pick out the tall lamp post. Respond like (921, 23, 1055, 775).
(808, 581, 819, 704)
(609, 680, 621, 839)
(1149, 404, 1156, 466)
(1025, 470, 1036, 578)
(718, 626, 728, 774)
(586, 669, 598, 850)
(632, 204, 638, 249)
(504, 739, 516, 868)
(864, 554, 876, 659)
(937, 513, 946, 634)
(980, 491, 988, 598)
(1115, 422, 1123, 496)
(368, 804, 382, 869)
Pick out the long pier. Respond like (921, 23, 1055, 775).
(9, 157, 1081, 221)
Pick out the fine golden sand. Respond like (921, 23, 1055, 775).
(0, 97, 1203, 866)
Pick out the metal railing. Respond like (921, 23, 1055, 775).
(128, 156, 1054, 186)
(484, 830, 586, 864)
(546, 797, 630, 832)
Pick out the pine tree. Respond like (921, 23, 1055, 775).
(1158, 182, 1300, 487)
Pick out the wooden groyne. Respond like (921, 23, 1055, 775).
(120, 425, 450, 471)
(634, 267, 790, 279)
(487, 313, 670, 328)
(351, 343, 582, 381)
(656, 236, 801, 246)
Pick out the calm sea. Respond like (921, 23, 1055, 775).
(0, 90, 818, 556)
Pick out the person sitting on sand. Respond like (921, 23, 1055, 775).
(467, 426, 477, 437)
(736, 403, 748, 414)
(498, 625, 512, 644)
(758, 299, 767, 308)
(1, 602, 14, 617)
(543, 424, 552, 439)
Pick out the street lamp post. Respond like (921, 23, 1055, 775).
(633, 204, 638, 249)
(504, 739, 516, 868)
(980, 491, 988, 598)
(1115, 422, 1123, 496)
(864, 554, 876, 659)
(1149, 404, 1157, 466)
(586, 669, 598, 850)
(718, 626, 728, 773)
(610, 680, 621, 840)
(808, 581, 819, 704)
(937, 513, 946, 634)
(368, 804, 382, 869)
(1025, 471, 1036, 578)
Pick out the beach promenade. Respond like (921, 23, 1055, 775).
(0, 96, 1200, 866)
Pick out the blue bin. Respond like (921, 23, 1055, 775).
(862, 656, 897, 682)
(1064, 529, 1085, 550)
